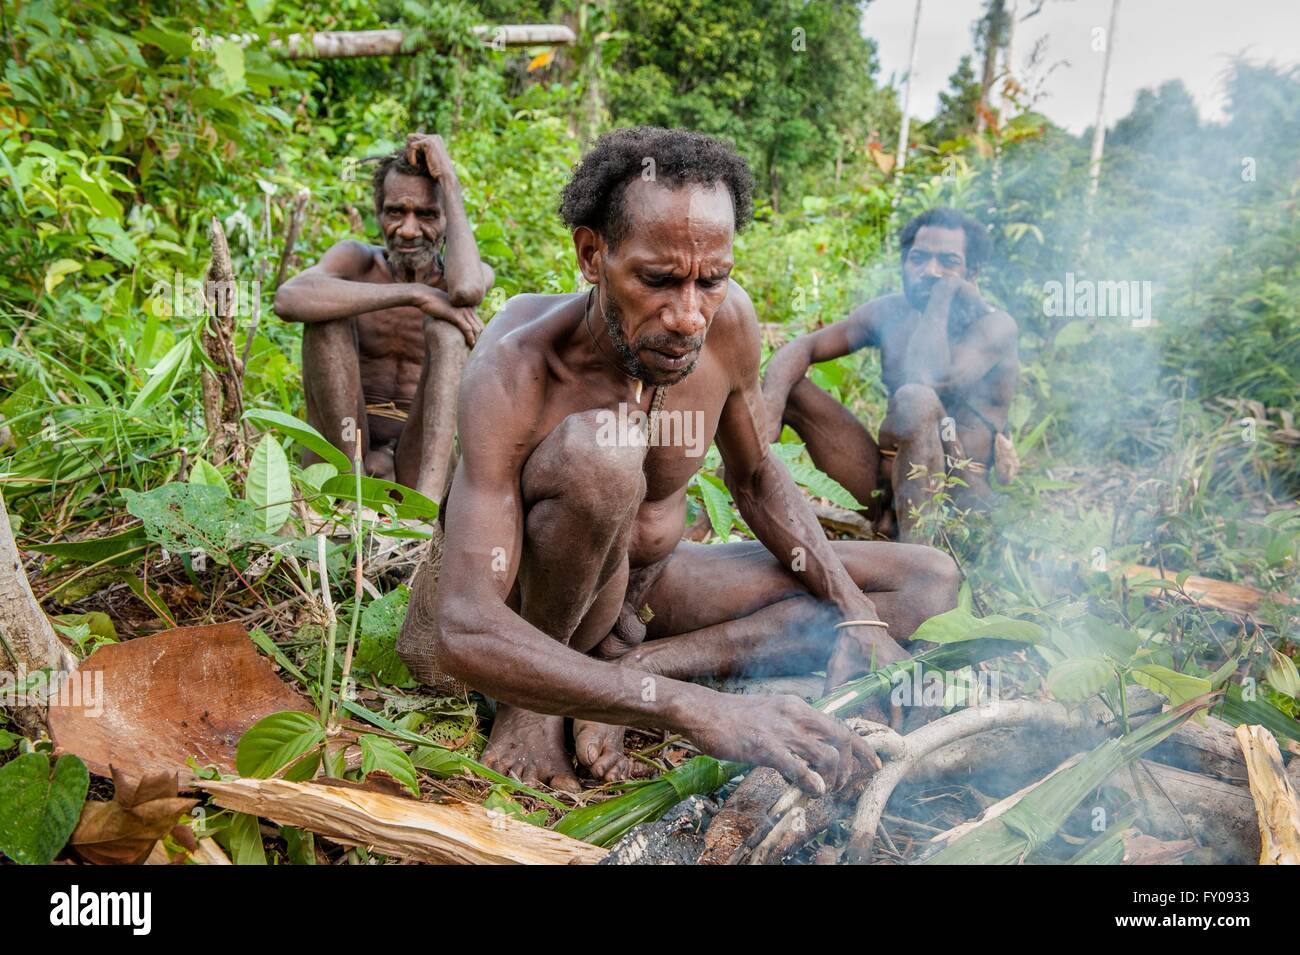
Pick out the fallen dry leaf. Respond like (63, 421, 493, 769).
(49, 623, 314, 782)
(71, 766, 199, 865)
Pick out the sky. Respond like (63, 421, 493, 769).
(861, 0, 1300, 133)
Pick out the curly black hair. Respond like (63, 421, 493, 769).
(559, 126, 754, 247)
(898, 207, 992, 273)
(371, 150, 431, 220)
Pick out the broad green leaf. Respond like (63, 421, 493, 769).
(1080, 616, 1141, 664)
(319, 474, 439, 522)
(247, 0, 276, 24)
(296, 462, 338, 494)
(243, 408, 351, 473)
(359, 735, 420, 796)
(911, 605, 1045, 645)
(51, 612, 116, 643)
(693, 471, 734, 541)
(123, 483, 278, 562)
(1046, 657, 1113, 702)
(281, 826, 315, 865)
(132, 25, 193, 58)
(188, 457, 230, 496)
(356, 586, 416, 688)
(236, 711, 325, 778)
(211, 37, 246, 93)
(246, 434, 292, 533)
(25, 526, 147, 565)
(1131, 665, 1212, 707)
(0, 753, 90, 865)
(223, 811, 267, 865)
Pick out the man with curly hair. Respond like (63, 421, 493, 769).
(398, 127, 958, 792)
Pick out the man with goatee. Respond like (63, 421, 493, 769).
(398, 127, 958, 793)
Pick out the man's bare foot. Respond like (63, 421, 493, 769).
(481, 704, 581, 793)
(573, 719, 655, 782)
(364, 445, 396, 481)
(574, 638, 659, 782)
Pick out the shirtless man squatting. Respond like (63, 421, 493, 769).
(397, 127, 961, 796)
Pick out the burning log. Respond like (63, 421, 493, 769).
(202, 777, 606, 865)
(917, 699, 1209, 865)
(1105, 759, 1260, 864)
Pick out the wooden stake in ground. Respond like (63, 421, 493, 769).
(200, 217, 247, 464)
(0, 494, 75, 732)
(1236, 724, 1300, 864)
(202, 777, 607, 865)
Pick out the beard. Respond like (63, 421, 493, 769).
(602, 292, 704, 386)
(903, 273, 936, 313)
(386, 238, 440, 278)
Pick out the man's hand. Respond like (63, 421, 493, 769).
(687, 694, 882, 796)
(823, 590, 909, 695)
(932, 275, 989, 332)
(411, 284, 481, 347)
(406, 133, 454, 182)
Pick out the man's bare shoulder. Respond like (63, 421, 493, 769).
(462, 293, 581, 411)
(856, 291, 909, 322)
(711, 280, 761, 340)
(474, 292, 582, 355)
(980, 306, 1019, 339)
(318, 239, 385, 278)
(707, 280, 763, 377)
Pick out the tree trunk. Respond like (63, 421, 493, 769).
(270, 26, 575, 60)
(894, 0, 923, 176)
(200, 217, 247, 465)
(975, 0, 1006, 133)
(0, 494, 75, 734)
(1087, 0, 1121, 198)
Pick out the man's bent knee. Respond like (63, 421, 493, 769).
(889, 382, 945, 436)
(524, 410, 647, 510)
(908, 547, 961, 621)
(302, 316, 356, 352)
(424, 315, 470, 354)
